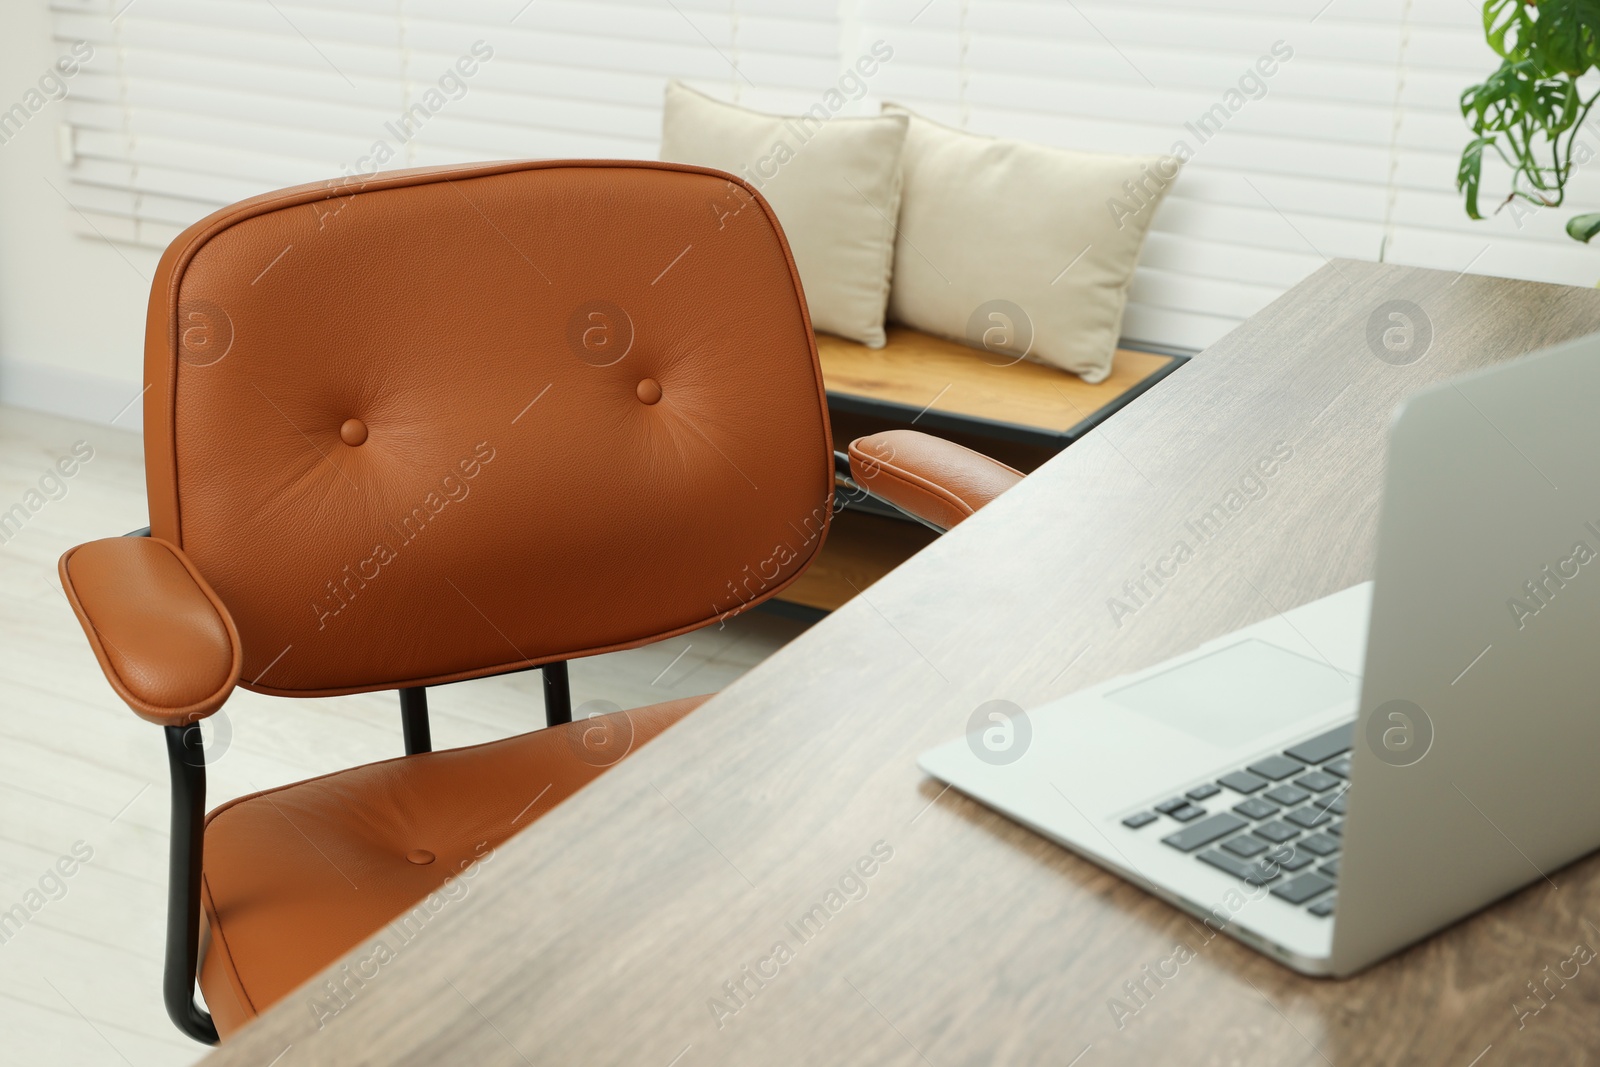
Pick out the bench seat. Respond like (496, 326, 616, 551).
(816, 326, 1186, 449)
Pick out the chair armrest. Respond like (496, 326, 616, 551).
(59, 537, 242, 726)
(847, 429, 1024, 531)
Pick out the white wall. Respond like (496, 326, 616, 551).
(0, 0, 156, 429)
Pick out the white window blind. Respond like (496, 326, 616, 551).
(49, 0, 841, 249)
(48, 0, 1600, 354)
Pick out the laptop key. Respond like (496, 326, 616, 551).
(1245, 755, 1306, 780)
(1221, 834, 1269, 857)
(1122, 811, 1158, 829)
(1294, 771, 1341, 793)
(1298, 833, 1339, 856)
(1233, 798, 1279, 820)
(1327, 793, 1349, 815)
(1309, 894, 1337, 917)
(1324, 756, 1353, 778)
(1253, 820, 1299, 844)
(1264, 844, 1315, 871)
(1169, 803, 1206, 822)
(1264, 785, 1311, 806)
(1328, 820, 1345, 836)
(1218, 771, 1269, 794)
(1285, 724, 1353, 765)
(1319, 858, 1340, 878)
(1161, 813, 1249, 852)
(1155, 797, 1190, 814)
(1286, 805, 1335, 830)
(1197, 849, 1281, 886)
(1186, 783, 1222, 801)
(1271, 872, 1335, 904)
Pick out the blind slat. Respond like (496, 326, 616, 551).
(49, 0, 1588, 358)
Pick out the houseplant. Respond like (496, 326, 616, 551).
(1458, 0, 1600, 241)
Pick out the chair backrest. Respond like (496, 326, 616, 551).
(142, 160, 831, 696)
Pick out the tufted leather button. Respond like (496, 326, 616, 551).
(339, 419, 368, 446)
(405, 848, 435, 865)
(635, 378, 662, 405)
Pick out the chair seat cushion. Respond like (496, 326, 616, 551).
(197, 694, 707, 1036)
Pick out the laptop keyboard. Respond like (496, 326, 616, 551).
(1121, 723, 1353, 918)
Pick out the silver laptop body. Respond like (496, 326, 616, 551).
(919, 330, 1600, 976)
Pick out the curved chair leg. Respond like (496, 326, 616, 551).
(163, 725, 219, 1045)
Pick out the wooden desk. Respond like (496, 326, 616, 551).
(204, 261, 1600, 1065)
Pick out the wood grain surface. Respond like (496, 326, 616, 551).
(817, 327, 1173, 435)
(203, 261, 1600, 1066)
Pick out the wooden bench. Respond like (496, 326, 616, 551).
(773, 327, 1190, 615)
(819, 326, 1187, 450)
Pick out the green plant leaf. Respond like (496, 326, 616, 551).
(1485, 0, 1536, 59)
(1566, 212, 1600, 241)
(1459, 136, 1493, 219)
(1462, 60, 1577, 138)
(1531, 0, 1600, 75)
(1462, 2, 1600, 227)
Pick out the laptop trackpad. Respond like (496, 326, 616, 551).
(1105, 639, 1358, 748)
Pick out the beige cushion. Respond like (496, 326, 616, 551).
(884, 104, 1179, 383)
(660, 81, 907, 348)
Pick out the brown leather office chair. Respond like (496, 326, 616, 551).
(57, 159, 1019, 1044)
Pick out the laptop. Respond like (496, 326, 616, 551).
(919, 329, 1600, 977)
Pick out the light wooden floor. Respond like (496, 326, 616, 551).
(0, 404, 809, 1065)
